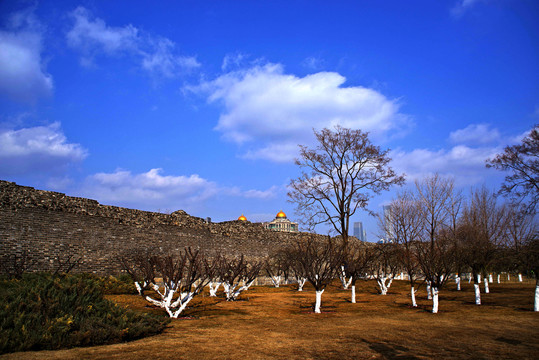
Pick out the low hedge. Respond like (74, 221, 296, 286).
(0, 273, 169, 354)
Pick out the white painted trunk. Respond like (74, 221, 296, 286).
(351, 285, 356, 304)
(378, 280, 387, 295)
(518, 273, 523, 282)
(209, 282, 221, 297)
(431, 287, 439, 314)
(377, 277, 392, 295)
(296, 278, 307, 291)
(427, 282, 432, 300)
(456, 276, 461, 291)
(497, 274, 500, 284)
(468, 274, 472, 283)
(340, 267, 352, 289)
(474, 283, 481, 305)
(271, 275, 282, 288)
(484, 278, 490, 294)
(507, 273, 510, 281)
(477, 274, 481, 283)
(135, 281, 142, 295)
(297, 277, 306, 291)
(314, 289, 324, 313)
(411, 286, 417, 307)
(534, 283, 539, 312)
(488, 274, 493, 283)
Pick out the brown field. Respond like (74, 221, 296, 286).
(2, 279, 538, 360)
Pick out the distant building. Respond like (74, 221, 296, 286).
(263, 210, 299, 233)
(353, 221, 367, 241)
(238, 214, 247, 221)
(383, 205, 396, 242)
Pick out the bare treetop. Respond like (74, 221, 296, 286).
(486, 124, 539, 214)
(288, 126, 405, 238)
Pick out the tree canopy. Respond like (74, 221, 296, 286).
(288, 126, 405, 239)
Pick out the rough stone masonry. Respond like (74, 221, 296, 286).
(0, 180, 313, 275)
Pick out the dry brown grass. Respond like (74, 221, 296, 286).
(2, 279, 538, 359)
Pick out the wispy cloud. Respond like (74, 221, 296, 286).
(0, 122, 87, 176)
(81, 168, 278, 213)
(0, 7, 53, 103)
(390, 123, 522, 186)
(449, 123, 500, 145)
(189, 62, 410, 163)
(66, 6, 200, 78)
(451, 0, 487, 17)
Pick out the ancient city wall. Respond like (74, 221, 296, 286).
(0, 180, 312, 275)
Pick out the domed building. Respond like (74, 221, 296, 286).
(237, 214, 247, 221)
(263, 210, 299, 233)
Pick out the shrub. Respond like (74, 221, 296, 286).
(0, 273, 169, 354)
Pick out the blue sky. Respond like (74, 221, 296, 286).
(1, 0, 538, 240)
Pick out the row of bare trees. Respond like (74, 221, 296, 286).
(381, 175, 538, 313)
(118, 248, 263, 318)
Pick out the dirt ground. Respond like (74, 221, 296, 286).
(2, 279, 538, 359)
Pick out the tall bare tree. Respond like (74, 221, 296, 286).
(383, 191, 425, 306)
(506, 206, 538, 311)
(486, 124, 539, 214)
(458, 187, 509, 305)
(291, 236, 345, 313)
(370, 242, 401, 295)
(414, 174, 458, 313)
(341, 241, 375, 303)
(288, 126, 405, 240)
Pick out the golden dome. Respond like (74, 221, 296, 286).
(238, 214, 247, 221)
(276, 210, 287, 218)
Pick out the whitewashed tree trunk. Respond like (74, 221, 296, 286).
(351, 285, 356, 304)
(377, 276, 393, 295)
(411, 286, 417, 307)
(484, 277, 490, 293)
(314, 289, 324, 313)
(497, 274, 500, 284)
(431, 287, 439, 313)
(271, 275, 282, 288)
(474, 283, 481, 305)
(339, 266, 353, 289)
(209, 281, 221, 297)
(427, 281, 432, 300)
(468, 273, 472, 283)
(477, 274, 481, 283)
(507, 273, 510, 281)
(297, 277, 307, 291)
(456, 276, 461, 291)
(534, 282, 539, 312)
(230, 280, 255, 300)
(488, 274, 493, 283)
(518, 273, 523, 282)
(134, 281, 148, 295)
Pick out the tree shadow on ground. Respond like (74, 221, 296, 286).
(359, 338, 421, 360)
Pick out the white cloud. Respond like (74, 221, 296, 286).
(243, 185, 280, 199)
(449, 123, 500, 145)
(67, 7, 200, 77)
(66, 7, 138, 56)
(81, 168, 278, 213)
(190, 63, 409, 163)
(0, 9, 53, 103)
(221, 52, 248, 71)
(0, 122, 87, 176)
(302, 56, 325, 71)
(392, 144, 500, 186)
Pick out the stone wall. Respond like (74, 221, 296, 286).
(0, 180, 313, 275)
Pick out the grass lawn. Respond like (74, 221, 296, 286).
(2, 279, 537, 359)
